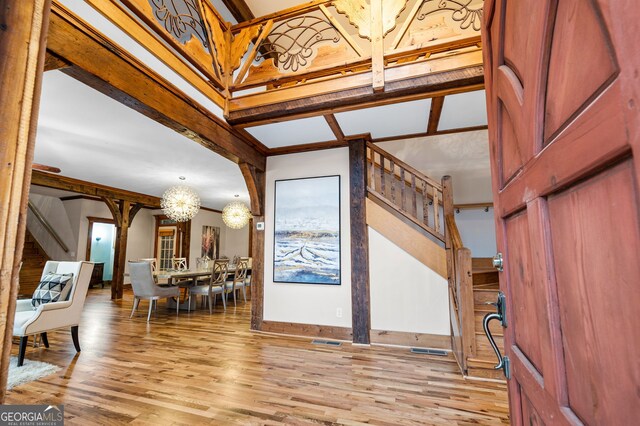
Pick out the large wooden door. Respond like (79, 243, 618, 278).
(482, 0, 640, 424)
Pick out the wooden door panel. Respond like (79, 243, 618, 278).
(504, 212, 544, 373)
(521, 393, 545, 426)
(502, 0, 543, 88)
(499, 103, 525, 185)
(483, 0, 640, 423)
(547, 159, 640, 424)
(544, 0, 619, 143)
(500, 83, 628, 216)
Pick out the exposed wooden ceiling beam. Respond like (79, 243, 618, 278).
(221, 0, 255, 22)
(372, 125, 489, 144)
(324, 114, 345, 141)
(48, 3, 267, 170)
(44, 50, 70, 71)
(227, 65, 484, 126)
(426, 96, 445, 135)
(31, 170, 161, 207)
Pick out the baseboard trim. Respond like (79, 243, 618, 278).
(259, 321, 353, 341)
(370, 329, 451, 350)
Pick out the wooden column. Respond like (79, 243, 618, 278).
(240, 163, 265, 331)
(349, 138, 371, 344)
(103, 198, 142, 300)
(0, 0, 51, 401)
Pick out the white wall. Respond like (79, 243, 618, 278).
(368, 228, 450, 335)
(454, 208, 497, 258)
(188, 209, 250, 266)
(27, 194, 77, 261)
(62, 198, 155, 283)
(263, 148, 352, 328)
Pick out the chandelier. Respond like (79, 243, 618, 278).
(222, 196, 251, 229)
(161, 177, 200, 222)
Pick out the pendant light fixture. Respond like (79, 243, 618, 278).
(222, 195, 251, 229)
(161, 176, 201, 222)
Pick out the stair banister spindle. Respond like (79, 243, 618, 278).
(410, 175, 417, 218)
(379, 154, 385, 197)
(400, 168, 406, 212)
(389, 160, 396, 206)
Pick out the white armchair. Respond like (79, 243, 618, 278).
(13, 261, 94, 367)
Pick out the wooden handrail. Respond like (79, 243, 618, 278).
(446, 215, 463, 250)
(367, 142, 442, 190)
(366, 142, 445, 242)
(27, 200, 69, 253)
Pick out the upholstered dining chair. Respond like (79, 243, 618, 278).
(13, 261, 94, 366)
(225, 258, 249, 306)
(128, 261, 180, 322)
(139, 258, 157, 272)
(188, 259, 229, 313)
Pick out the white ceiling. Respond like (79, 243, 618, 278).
(245, 116, 336, 148)
(35, 71, 250, 210)
(376, 130, 493, 204)
(439, 90, 488, 131)
(244, 0, 304, 18)
(335, 99, 432, 138)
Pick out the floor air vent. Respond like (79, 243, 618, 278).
(311, 339, 342, 347)
(410, 348, 448, 356)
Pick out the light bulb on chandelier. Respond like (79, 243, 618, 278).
(161, 176, 201, 222)
(222, 195, 251, 229)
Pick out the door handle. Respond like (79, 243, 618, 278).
(482, 291, 510, 379)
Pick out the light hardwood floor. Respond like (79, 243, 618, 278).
(7, 289, 509, 425)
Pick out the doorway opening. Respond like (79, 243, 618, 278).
(86, 218, 116, 286)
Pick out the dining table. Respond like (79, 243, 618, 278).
(154, 265, 249, 310)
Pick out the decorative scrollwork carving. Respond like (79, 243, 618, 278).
(148, 0, 209, 49)
(256, 16, 341, 73)
(418, 0, 483, 32)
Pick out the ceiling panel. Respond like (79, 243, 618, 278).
(335, 99, 431, 139)
(244, 116, 336, 148)
(35, 71, 250, 210)
(244, 0, 303, 18)
(438, 90, 488, 131)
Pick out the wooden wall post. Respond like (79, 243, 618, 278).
(239, 163, 266, 331)
(349, 138, 371, 344)
(0, 0, 52, 401)
(103, 198, 144, 300)
(442, 176, 455, 286)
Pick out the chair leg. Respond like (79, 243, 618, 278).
(147, 301, 153, 322)
(130, 297, 140, 318)
(232, 287, 236, 306)
(208, 293, 213, 314)
(40, 332, 49, 348)
(18, 336, 28, 367)
(242, 286, 247, 303)
(176, 297, 179, 316)
(71, 326, 81, 352)
(222, 291, 227, 310)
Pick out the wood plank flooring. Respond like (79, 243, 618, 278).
(6, 289, 509, 425)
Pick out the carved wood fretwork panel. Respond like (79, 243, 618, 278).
(147, 0, 209, 49)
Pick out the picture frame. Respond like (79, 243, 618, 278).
(273, 175, 341, 285)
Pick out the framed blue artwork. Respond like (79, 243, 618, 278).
(273, 175, 341, 285)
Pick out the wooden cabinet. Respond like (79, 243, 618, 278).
(89, 262, 104, 288)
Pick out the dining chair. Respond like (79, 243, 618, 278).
(128, 261, 180, 322)
(188, 259, 229, 313)
(240, 257, 252, 298)
(139, 258, 157, 272)
(171, 258, 188, 270)
(225, 258, 249, 306)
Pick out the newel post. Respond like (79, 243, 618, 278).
(442, 176, 455, 287)
(349, 138, 371, 344)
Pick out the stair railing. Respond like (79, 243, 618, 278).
(27, 200, 69, 253)
(442, 176, 475, 373)
(366, 142, 445, 243)
(365, 141, 476, 374)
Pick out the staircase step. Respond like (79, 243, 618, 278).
(474, 332, 504, 360)
(466, 357, 506, 381)
(473, 288, 499, 306)
(474, 311, 503, 337)
(472, 269, 499, 286)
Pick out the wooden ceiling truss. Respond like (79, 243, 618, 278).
(71, 0, 485, 145)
